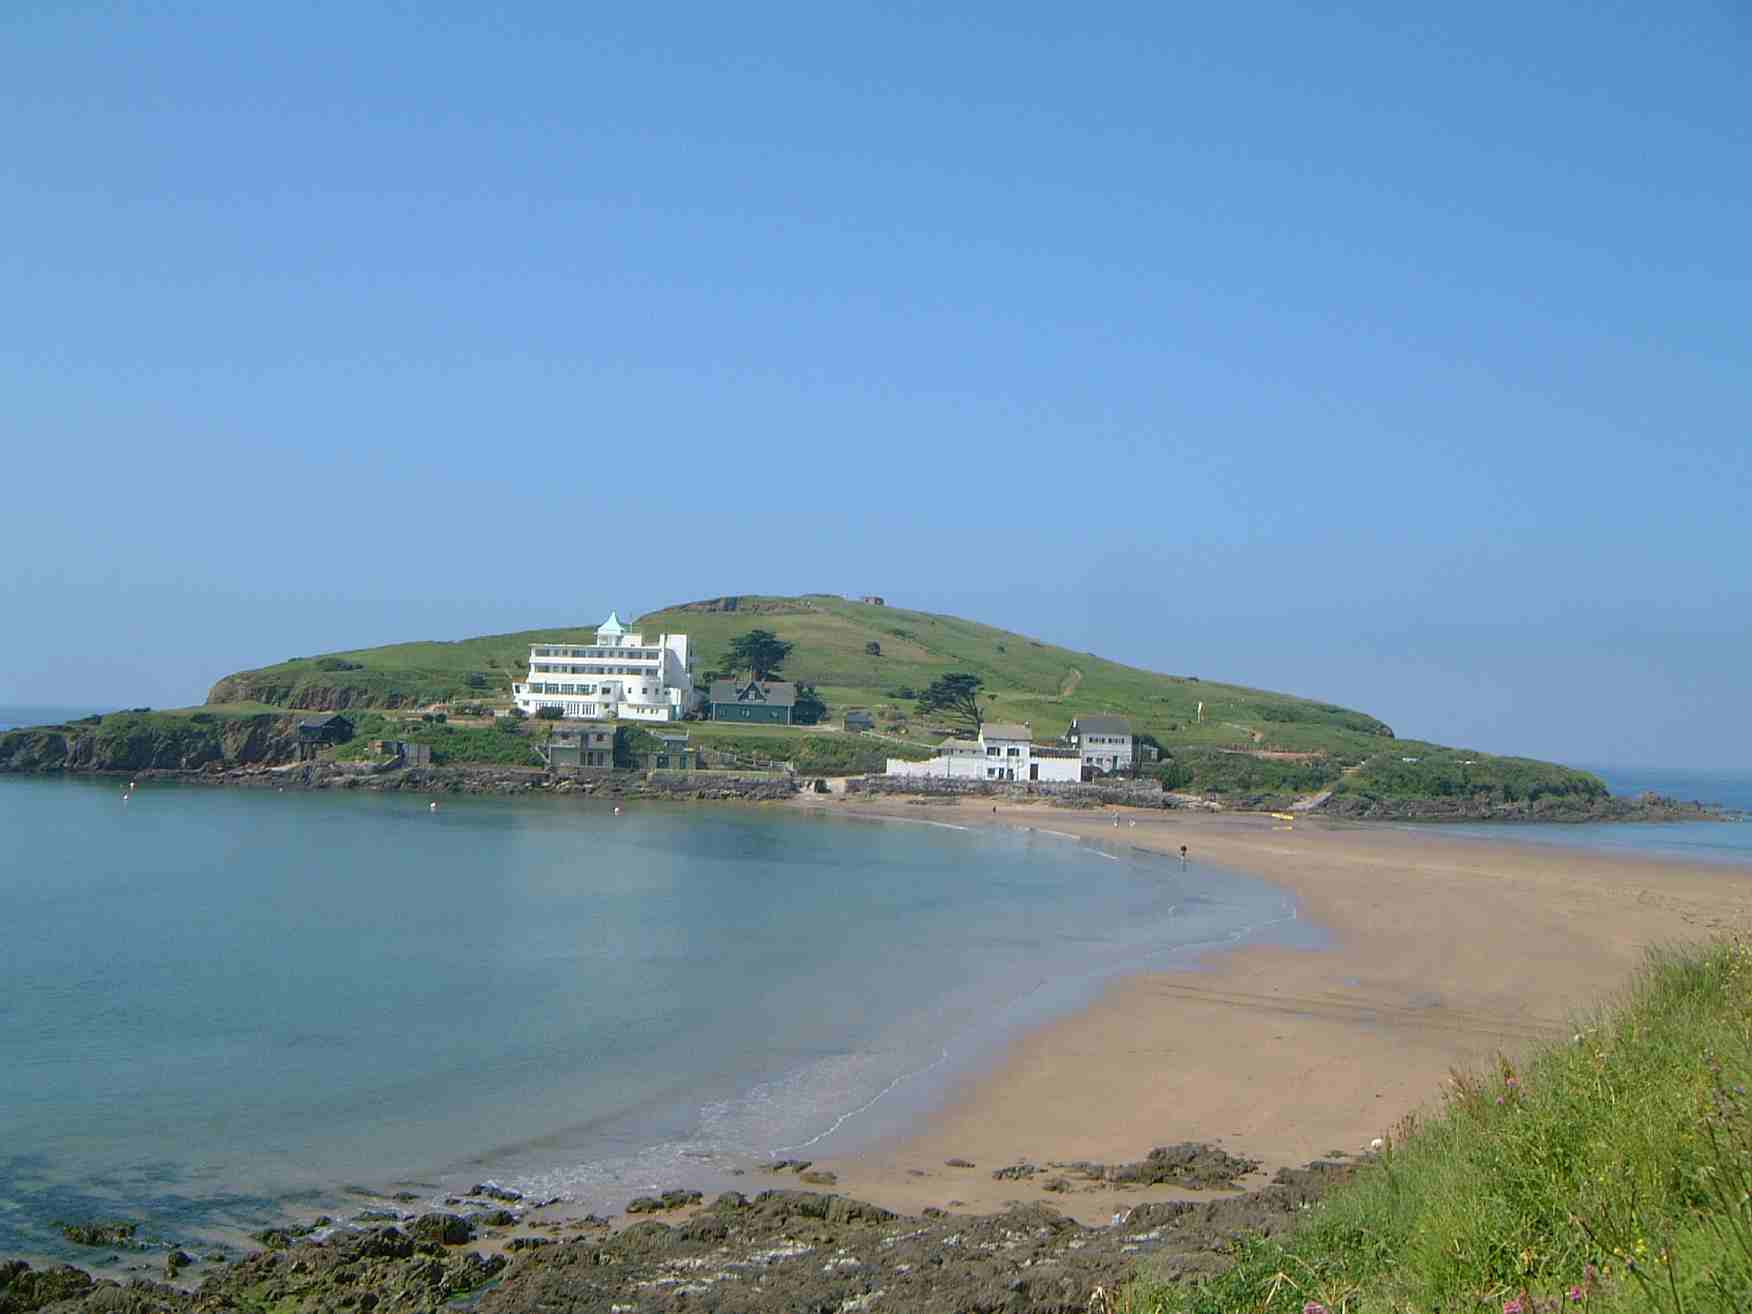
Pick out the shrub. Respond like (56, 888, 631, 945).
(792, 683, 828, 725)
(1157, 761, 1194, 790)
(465, 672, 488, 689)
(496, 716, 523, 735)
(315, 657, 363, 672)
(865, 641, 881, 656)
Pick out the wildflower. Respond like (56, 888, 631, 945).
(1568, 1287, 1585, 1303)
(1503, 1299, 1525, 1314)
(1302, 1304, 1328, 1314)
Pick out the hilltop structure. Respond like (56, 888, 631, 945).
(512, 612, 700, 722)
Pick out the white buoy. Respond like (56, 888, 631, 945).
(129, 780, 137, 789)
(429, 801, 438, 812)
(613, 805, 622, 815)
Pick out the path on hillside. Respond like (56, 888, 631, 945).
(1291, 763, 1365, 811)
(1059, 666, 1082, 699)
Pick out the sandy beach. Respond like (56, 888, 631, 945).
(788, 796, 1752, 1223)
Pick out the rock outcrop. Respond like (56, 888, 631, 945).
(1, 1161, 1355, 1314)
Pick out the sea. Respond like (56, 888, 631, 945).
(3, 703, 1746, 1265)
(0, 752, 1319, 1263)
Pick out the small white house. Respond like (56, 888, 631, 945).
(887, 723, 1082, 783)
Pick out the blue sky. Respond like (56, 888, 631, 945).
(2, 1, 1747, 768)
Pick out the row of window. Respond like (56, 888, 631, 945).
(534, 647, 658, 659)
(530, 682, 665, 699)
(530, 662, 658, 674)
(1082, 734, 1129, 745)
(985, 746, 1023, 757)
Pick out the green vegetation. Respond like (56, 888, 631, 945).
(1126, 938, 1752, 1313)
(1158, 749, 1344, 804)
(792, 682, 827, 725)
(917, 672, 985, 736)
(1336, 744, 1608, 807)
(331, 712, 546, 768)
(727, 629, 794, 681)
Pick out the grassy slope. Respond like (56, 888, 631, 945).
(190, 593, 1607, 794)
(1127, 937, 1752, 1313)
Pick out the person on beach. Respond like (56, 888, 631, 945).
(1179, 844, 1188, 866)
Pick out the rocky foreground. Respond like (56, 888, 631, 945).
(0, 1156, 1350, 1314)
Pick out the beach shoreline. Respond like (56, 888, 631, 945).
(783, 794, 1752, 1223)
(7, 790, 1750, 1283)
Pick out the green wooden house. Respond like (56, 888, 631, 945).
(708, 679, 797, 725)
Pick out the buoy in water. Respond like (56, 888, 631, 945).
(613, 805, 622, 815)
(429, 801, 438, 812)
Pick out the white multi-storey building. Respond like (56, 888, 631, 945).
(886, 723, 1082, 783)
(512, 612, 701, 722)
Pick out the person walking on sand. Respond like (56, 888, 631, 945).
(1179, 844, 1188, 867)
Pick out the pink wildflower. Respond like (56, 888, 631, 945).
(1503, 1300, 1525, 1314)
(1302, 1304, 1328, 1314)
(1568, 1287, 1586, 1304)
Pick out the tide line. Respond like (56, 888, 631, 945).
(770, 1046, 954, 1153)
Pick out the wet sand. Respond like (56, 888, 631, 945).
(791, 796, 1752, 1223)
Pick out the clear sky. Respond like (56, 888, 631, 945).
(3, 2, 1747, 768)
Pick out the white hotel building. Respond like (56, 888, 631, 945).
(511, 612, 701, 722)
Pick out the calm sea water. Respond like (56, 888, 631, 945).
(1407, 766, 1752, 864)
(0, 705, 112, 731)
(0, 775, 1319, 1261)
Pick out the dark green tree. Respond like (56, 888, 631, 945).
(792, 683, 827, 725)
(728, 629, 794, 681)
(917, 673, 984, 735)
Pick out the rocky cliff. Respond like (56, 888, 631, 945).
(0, 713, 302, 774)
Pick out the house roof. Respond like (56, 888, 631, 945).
(596, 610, 625, 636)
(1073, 715, 1132, 737)
(709, 679, 797, 708)
(981, 723, 1032, 741)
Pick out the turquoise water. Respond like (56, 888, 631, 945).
(0, 776, 1318, 1260)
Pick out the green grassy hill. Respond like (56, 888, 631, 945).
(187, 592, 1611, 807)
(203, 591, 1393, 753)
